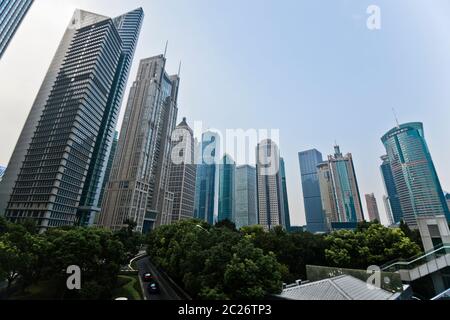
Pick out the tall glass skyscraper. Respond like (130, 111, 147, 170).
(0, 0, 33, 59)
(235, 165, 257, 229)
(299, 149, 327, 233)
(256, 139, 285, 230)
(381, 122, 450, 228)
(380, 155, 403, 224)
(1, 9, 143, 231)
(194, 131, 220, 225)
(218, 154, 235, 223)
(280, 158, 291, 231)
(166, 118, 197, 224)
(98, 54, 179, 233)
(322, 146, 364, 224)
(77, 8, 144, 225)
(365, 193, 381, 222)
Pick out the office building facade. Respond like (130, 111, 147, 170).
(365, 193, 381, 222)
(218, 154, 235, 223)
(256, 139, 285, 230)
(0, 0, 33, 58)
(280, 158, 291, 231)
(381, 122, 450, 228)
(194, 131, 220, 225)
(298, 149, 327, 233)
(317, 162, 337, 230)
(2, 9, 143, 230)
(235, 165, 257, 229)
(383, 195, 395, 226)
(327, 146, 364, 223)
(77, 8, 144, 226)
(380, 155, 403, 224)
(0, 165, 5, 182)
(165, 118, 197, 224)
(98, 55, 179, 233)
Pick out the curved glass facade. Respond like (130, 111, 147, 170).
(381, 122, 450, 228)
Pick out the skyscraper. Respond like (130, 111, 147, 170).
(165, 118, 197, 224)
(77, 8, 144, 226)
(327, 145, 364, 223)
(280, 158, 291, 232)
(98, 55, 180, 233)
(78, 130, 119, 227)
(218, 154, 235, 223)
(2, 9, 143, 231)
(317, 162, 337, 230)
(446, 193, 450, 214)
(365, 193, 381, 222)
(298, 149, 327, 233)
(383, 195, 395, 226)
(0, 165, 5, 182)
(194, 131, 220, 225)
(381, 122, 450, 228)
(256, 139, 285, 230)
(0, 0, 33, 59)
(235, 165, 257, 229)
(380, 155, 403, 224)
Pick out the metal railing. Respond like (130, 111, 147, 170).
(382, 244, 450, 273)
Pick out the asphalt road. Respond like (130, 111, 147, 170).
(136, 257, 183, 300)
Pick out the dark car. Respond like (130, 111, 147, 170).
(142, 273, 153, 282)
(147, 281, 160, 294)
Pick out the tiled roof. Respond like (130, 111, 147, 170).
(277, 275, 401, 300)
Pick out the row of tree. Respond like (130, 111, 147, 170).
(0, 217, 143, 299)
(146, 219, 422, 299)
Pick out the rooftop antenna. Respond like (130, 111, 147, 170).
(178, 61, 182, 77)
(392, 107, 400, 127)
(163, 40, 168, 58)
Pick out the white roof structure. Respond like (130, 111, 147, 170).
(277, 275, 402, 300)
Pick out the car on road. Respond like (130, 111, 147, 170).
(147, 281, 160, 294)
(142, 273, 153, 282)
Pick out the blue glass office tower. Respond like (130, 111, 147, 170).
(235, 165, 257, 229)
(194, 132, 220, 225)
(280, 158, 291, 231)
(380, 155, 403, 224)
(381, 122, 450, 228)
(2, 9, 143, 231)
(0, 0, 33, 59)
(218, 154, 235, 223)
(299, 149, 327, 233)
(327, 146, 364, 223)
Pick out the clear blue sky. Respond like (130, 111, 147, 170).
(1, 0, 449, 226)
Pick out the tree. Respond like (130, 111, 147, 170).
(114, 219, 144, 262)
(241, 225, 327, 283)
(44, 227, 125, 299)
(146, 219, 285, 300)
(0, 222, 48, 290)
(223, 239, 283, 299)
(215, 219, 237, 232)
(325, 224, 422, 269)
(399, 220, 423, 250)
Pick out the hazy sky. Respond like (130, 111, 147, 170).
(1, 0, 450, 226)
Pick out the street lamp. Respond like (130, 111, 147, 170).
(196, 224, 210, 233)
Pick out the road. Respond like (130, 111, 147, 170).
(136, 257, 183, 300)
